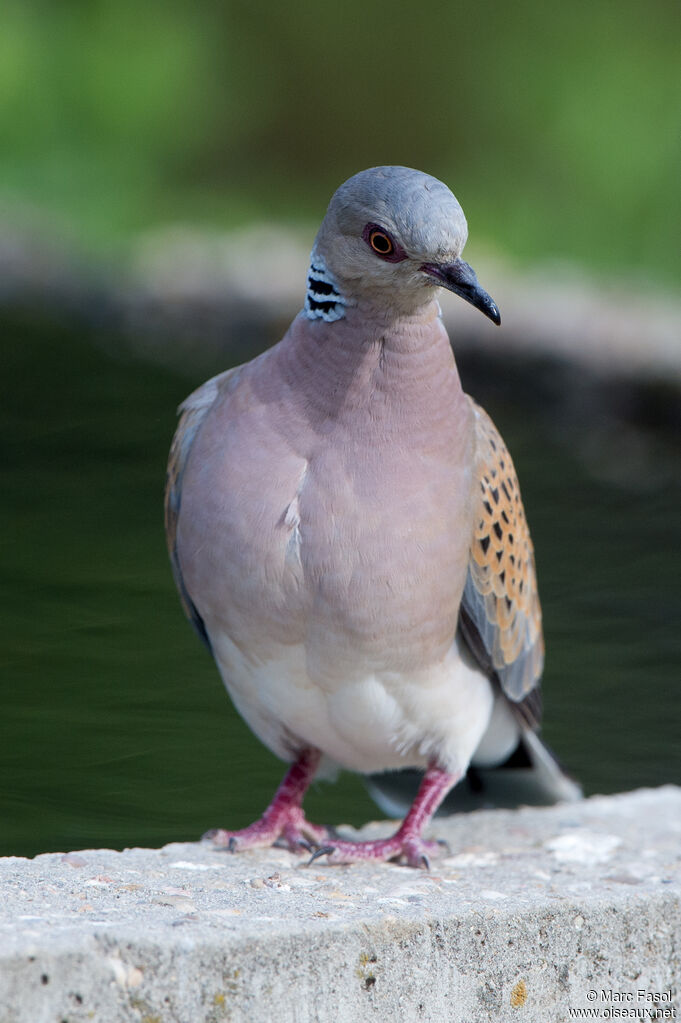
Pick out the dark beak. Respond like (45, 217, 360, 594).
(420, 258, 501, 325)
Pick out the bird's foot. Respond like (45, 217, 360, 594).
(308, 830, 449, 870)
(204, 805, 330, 855)
(203, 748, 328, 855)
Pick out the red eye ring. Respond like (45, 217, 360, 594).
(361, 223, 408, 263)
(369, 229, 394, 256)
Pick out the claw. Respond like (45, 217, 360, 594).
(306, 845, 336, 866)
(275, 834, 316, 853)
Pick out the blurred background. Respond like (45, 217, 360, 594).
(2, 0, 680, 857)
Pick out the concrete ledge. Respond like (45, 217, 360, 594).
(2, 787, 680, 1022)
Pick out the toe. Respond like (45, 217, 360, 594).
(303, 832, 446, 868)
(203, 822, 275, 851)
(203, 827, 229, 846)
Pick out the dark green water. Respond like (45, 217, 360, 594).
(2, 311, 680, 857)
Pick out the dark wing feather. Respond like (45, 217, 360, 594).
(459, 398, 544, 726)
(164, 368, 238, 650)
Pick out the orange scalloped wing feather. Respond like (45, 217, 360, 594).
(460, 399, 544, 711)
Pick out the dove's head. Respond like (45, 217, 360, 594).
(309, 165, 500, 324)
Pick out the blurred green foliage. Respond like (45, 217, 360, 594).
(2, 0, 680, 282)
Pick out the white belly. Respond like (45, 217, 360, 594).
(209, 626, 497, 776)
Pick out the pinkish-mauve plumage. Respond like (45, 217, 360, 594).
(165, 166, 578, 867)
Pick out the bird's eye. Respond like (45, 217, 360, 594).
(369, 230, 394, 256)
(361, 223, 408, 263)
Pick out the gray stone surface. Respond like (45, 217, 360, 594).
(1, 787, 680, 1023)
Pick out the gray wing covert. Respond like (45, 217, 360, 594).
(164, 368, 238, 650)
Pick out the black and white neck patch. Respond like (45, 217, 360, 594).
(303, 258, 351, 322)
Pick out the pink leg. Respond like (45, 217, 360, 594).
(205, 748, 329, 853)
(310, 765, 460, 869)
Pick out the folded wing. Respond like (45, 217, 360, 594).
(459, 399, 544, 727)
(164, 367, 240, 650)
